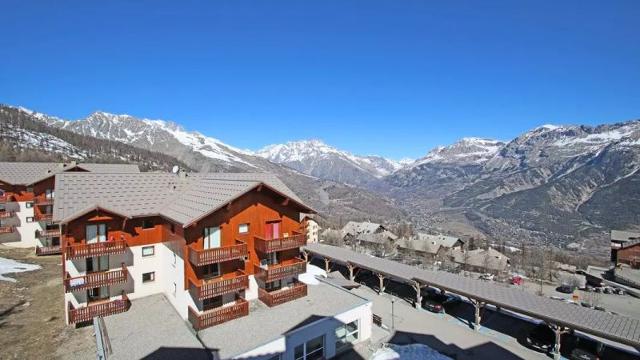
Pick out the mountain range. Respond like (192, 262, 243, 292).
(2, 104, 639, 257)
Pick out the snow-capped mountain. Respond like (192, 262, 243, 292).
(412, 137, 505, 167)
(256, 139, 403, 185)
(37, 110, 255, 168)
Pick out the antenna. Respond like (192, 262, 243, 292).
(171, 165, 180, 174)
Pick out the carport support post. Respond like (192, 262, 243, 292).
(412, 281, 423, 308)
(377, 273, 386, 294)
(347, 263, 356, 281)
(324, 258, 331, 273)
(550, 325, 569, 360)
(471, 299, 484, 331)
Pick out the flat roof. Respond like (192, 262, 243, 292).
(304, 243, 640, 348)
(198, 279, 370, 359)
(103, 295, 208, 360)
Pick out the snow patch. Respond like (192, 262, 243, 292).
(370, 344, 452, 360)
(298, 264, 327, 285)
(0, 257, 41, 282)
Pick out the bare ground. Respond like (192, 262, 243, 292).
(0, 245, 94, 360)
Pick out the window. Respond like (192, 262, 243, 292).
(172, 282, 177, 296)
(142, 219, 154, 229)
(170, 223, 176, 234)
(142, 246, 155, 257)
(203, 226, 221, 249)
(26, 216, 34, 223)
(202, 263, 220, 278)
(45, 189, 54, 199)
(335, 320, 359, 350)
(294, 336, 324, 360)
(26, 187, 33, 193)
(238, 223, 249, 234)
(26, 202, 33, 208)
(172, 251, 177, 266)
(142, 272, 155, 283)
(86, 224, 107, 243)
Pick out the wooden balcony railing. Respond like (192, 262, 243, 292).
(35, 197, 54, 206)
(254, 233, 306, 253)
(0, 211, 15, 219)
(189, 242, 248, 267)
(0, 194, 12, 203)
(254, 257, 307, 283)
(36, 229, 61, 239)
(68, 292, 130, 324)
(258, 282, 308, 307)
(0, 225, 15, 234)
(64, 263, 128, 292)
(191, 271, 249, 300)
(34, 212, 53, 221)
(188, 297, 249, 330)
(65, 239, 127, 259)
(36, 245, 62, 256)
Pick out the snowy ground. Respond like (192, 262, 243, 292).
(298, 263, 327, 285)
(0, 256, 41, 282)
(371, 344, 452, 360)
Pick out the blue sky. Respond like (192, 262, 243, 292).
(1, 1, 639, 159)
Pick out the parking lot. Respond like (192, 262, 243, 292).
(331, 265, 640, 360)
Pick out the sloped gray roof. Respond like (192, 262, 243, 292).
(53, 172, 313, 226)
(415, 233, 462, 248)
(449, 248, 510, 272)
(303, 243, 640, 348)
(355, 232, 396, 245)
(0, 162, 139, 186)
(611, 230, 640, 243)
(342, 221, 386, 237)
(396, 238, 441, 255)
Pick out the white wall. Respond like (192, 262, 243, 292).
(5, 202, 42, 248)
(234, 301, 373, 360)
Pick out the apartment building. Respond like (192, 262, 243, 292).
(54, 171, 316, 331)
(301, 215, 319, 244)
(0, 162, 139, 255)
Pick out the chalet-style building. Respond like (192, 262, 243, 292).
(54, 171, 317, 331)
(610, 230, 640, 264)
(448, 247, 510, 274)
(396, 237, 446, 263)
(341, 221, 389, 238)
(301, 214, 320, 244)
(0, 162, 139, 255)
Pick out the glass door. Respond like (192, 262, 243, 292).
(204, 227, 221, 249)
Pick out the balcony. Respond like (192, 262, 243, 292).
(0, 211, 15, 219)
(191, 270, 249, 301)
(68, 292, 130, 324)
(188, 297, 249, 330)
(0, 194, 12, 203)
(258, 282, 307, 307)
(254, 233, 306, 254)
(36, 229, 61, 239)
(0, 225, 15, 234)
(34, 212, 53, 222)
(65, 239, 127, 259)
(189, 242, 248, 267)
(36, 245, 62, 256)
(254, 257, 307, 283)
(64, 264, 128, 292)
(35, 197, 54, 206)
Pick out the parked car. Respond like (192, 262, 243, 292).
(616, 288, 625, 295)
(603, 287, 613, 294)
(479, 273, 495, 281)
(422, 298, 444, 313)
(557, 284, 575, 294)
(568, 337, 602, 360)
(511, 275, 524, 285)
(524, 324, 555, 353)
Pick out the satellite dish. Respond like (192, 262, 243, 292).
(171, 165, 180, 174)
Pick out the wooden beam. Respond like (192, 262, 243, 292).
(282, 198, 290, 206)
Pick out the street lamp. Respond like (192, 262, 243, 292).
(391, 297, 396, 330)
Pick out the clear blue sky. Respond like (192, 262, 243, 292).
(1, 1, 639, 159)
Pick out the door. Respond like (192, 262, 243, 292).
(86, 256, 109, 272)
(87, 286, 109, 303)
(86, 224, 107, 244)
(265, 222, 280, 240)
(204, 227, 221, 249)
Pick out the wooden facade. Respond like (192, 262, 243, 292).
(618, 242, 640, 268)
